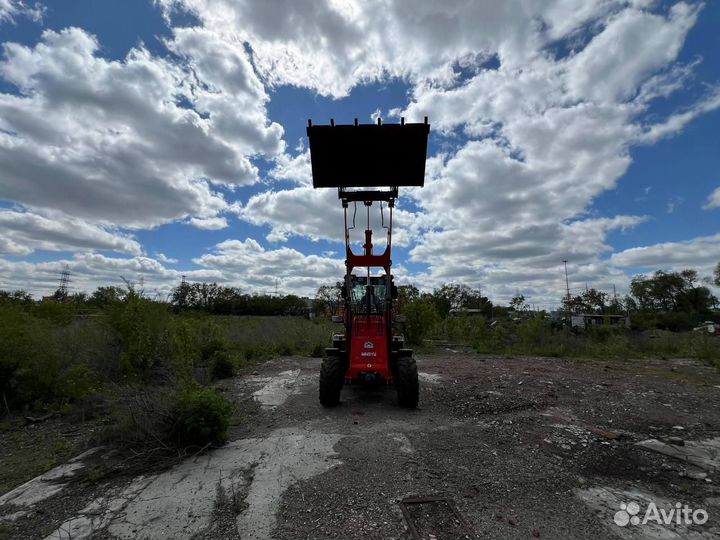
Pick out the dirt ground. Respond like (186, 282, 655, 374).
(2, 351, 720, 539)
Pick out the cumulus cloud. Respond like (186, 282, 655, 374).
(1, 0, 718, 304)
(703, 187, 720, 210)
(0, 253, 190, 297)
(193, 238, 344, 295)
(237, 186, 418, 247)
(610, 233, 720, 270)
(158, 0, 650, 97)
(0, 208, 142, 255)
(190, 216, 228, 230)
(636, 89, 720, 144)
(0, 238, 345, 297)
(152, 0, 715, 305)
(0, 0, 43, 22)
(156, 252, 178, 264)
(0, 26, 283, 228)
(565, 2, 700, 103)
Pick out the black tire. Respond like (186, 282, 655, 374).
(319, 355, 345, 407)
(395, 356, 419, 408)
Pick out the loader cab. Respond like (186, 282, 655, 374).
(350, 276, 387, 315)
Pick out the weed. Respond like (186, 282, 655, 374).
(174, 385, 234, 447)
(210, 350, 235, 380)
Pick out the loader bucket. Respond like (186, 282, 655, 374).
(307, 120, 430, 188)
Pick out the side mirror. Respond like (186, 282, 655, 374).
(341, 287, 347, 299)
(395, 314, 407, 323)
(391, 284, 398, 299)
(331, 315, 343, 323)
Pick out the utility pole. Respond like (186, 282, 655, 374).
(563, 260, 571, 319)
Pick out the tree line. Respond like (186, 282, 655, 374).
(2, 262, 718, 327)
(316, 263, 720, 332)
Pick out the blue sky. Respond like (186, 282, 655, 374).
(0, 0, 718, 307)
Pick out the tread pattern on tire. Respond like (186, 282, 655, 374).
(319, 355, 345, 407)
(395, 355, 419, 408)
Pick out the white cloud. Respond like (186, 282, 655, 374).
(566, 2, 700, 103)
(155, 252, 178, 264)
(190, 216, 228, 230)
(0, 208, 142, 255)
(269, 148, 312, 186)
(666, 196, 683, 214)
(238, 185, 418, 247)
(1, 1, 718, 305)
(611, 233, 720, 269)
(155, 0, 715, 307)
(0, 26, 283, 228)
(703, 187, 720, 210)
(157, 0, 647, 98)
(0, 0, 43, 22)
(0, 253, 191, 297)
(193, 238, 344, 296)
(636, 89, 720, 144)
(0, 240, 343, 298)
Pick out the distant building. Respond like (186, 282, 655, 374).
(570, 314, 629, 330)
(448, 308, 484, 316)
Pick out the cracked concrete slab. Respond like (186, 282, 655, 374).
(0, 447, 102, 521)
(418, 372, 442, 384)
(636, 437, 720, 472)
(252, 369, 303, 409)
(43, 477, 153, 540)
(576, 486, 719, 539)
(42, 428, 342, 540)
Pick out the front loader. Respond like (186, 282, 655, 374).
(306, 117, 430, 408)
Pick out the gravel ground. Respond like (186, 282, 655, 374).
(2, 351, 720, 539)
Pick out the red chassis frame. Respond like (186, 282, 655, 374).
(339, 188, 399, 382)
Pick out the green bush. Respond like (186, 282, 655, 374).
(103, 385, 177, 449)
(689, 333, 720, 366)
(31, 301, 76, 324)
(200, 338, 227, 362)
(0, 302, 87, 410)
(174, 386, 233, 447)
(402, 299, 440, 345)
(107, 295, 173, 378)
(210, 350, 235, 380)
(57, 363, 97, 403)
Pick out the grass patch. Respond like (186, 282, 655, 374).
(432, 316, 720, 366)
(0, 418, 79, 494)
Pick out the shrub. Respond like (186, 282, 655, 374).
(57, 363, 97, 404)
(0, 303, 78, 410)
(174, 386, 233, 447)
(210, 350, 235, 380)
(514, 317, 554, 353)
(200, 338, 228, 362)
(103, 385, 177, 449)
(31, 301, 76, 324)
(402, 299, 440, 345)
(108, 295, 173, 378)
